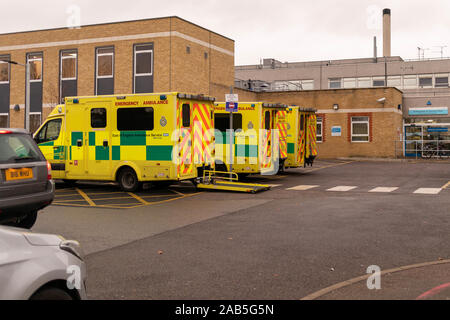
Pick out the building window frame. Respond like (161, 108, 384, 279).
(372, 76, 385, 87)
(96, 47, 114, 79)
(316, 116, 323, 143)
(29, 112, 42, 134)
(0, 58, 10, 84)
(435, 74, 449, 88)
(27, 52, 43, 83)
(329, 78, 342, 89)
(350, 116, 370, 143)
(0, 113, 9, 127)
(418, 74, 433, 88)
(60, 50, 78, 81)
(134, 44, 153, 77)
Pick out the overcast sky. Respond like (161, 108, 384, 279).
(1, 0, 449, 65)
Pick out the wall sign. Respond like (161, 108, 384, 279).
(331, 126, 342, 136)
(409, 107, 448, 116)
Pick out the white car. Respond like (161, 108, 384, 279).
(0, 226, 87, 300)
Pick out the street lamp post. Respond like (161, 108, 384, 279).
(0, 59, 31, 132)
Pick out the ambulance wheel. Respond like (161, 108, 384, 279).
(118, 167, 141, 192)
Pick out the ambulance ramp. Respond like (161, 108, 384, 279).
(196, 170, 271, 194)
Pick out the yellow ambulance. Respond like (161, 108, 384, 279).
(283, 106, 318, 169)
(213, 102, 287, 176)
(33, 93, 215, 191)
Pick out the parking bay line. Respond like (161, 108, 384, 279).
(442, 181, 450, 189)
(75, 188, 97, 206)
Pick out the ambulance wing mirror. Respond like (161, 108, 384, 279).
(77, 139, 82, 147)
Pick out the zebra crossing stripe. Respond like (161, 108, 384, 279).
(413, 188, 442, 195)
(287, 185, 319, 191)
(369, 187, 399, 193)
(327, 186, 357, 192)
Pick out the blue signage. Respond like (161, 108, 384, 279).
(409, 107, 448, 116)
(427, 127, 449, 133)
(226, 102, 238, 112)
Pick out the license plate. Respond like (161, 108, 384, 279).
(5, 168, 33, 181)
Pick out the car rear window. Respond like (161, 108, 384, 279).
(0, 133, 45, 164)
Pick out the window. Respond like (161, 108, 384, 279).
(35, 118, 62, 144)
(117, 107, 154, 131)
(0, 60, 9, 83)
(372, 77, 385, 87)
(61, 51, 77, 80)
(30, 113, 42, 134)
(273, 80, 314, 91)
(301, 80, 314, 90)
(435, 75, 449, 88)
(91, 108, 107, 128)
(96, 47, 113, 78)
(214, 113, 242, 132)
(316, 117, 323, 142)
(134, 44, 154, 94)
(27, 53, 42, 82)
(0, 134, 43, 164)
(134, 45, 153, 76)
(300, 115, 304, 131)
(0, 114, 8, 127)
(387, 76, 402, 88)
(403, 75, 418, 89)
(182, 104, 190, 127)
(60, 50, 78, 103)
(264, 111, 271, 130)
(343, 78, 356, 88)
(351, 116, 369, 142)
(419, 75, 433, 88)
(357, 77, 371, 88)
(329, 78, 341, 89)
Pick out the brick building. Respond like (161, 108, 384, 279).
(0, 16, 235, 131)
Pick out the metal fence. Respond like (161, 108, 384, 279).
(396, 139, 450, 159)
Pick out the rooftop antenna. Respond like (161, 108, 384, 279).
(432, 46, 447, 59)
(417, 47, 430, 60)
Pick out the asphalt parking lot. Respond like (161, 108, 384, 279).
(33, 159, 450, 300)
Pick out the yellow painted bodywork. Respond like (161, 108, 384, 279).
(284, 106, 318, 168)
(213, 102, 285, 175)
(34, 93, 214, 183)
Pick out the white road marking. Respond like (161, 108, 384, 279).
(286, 185, 319, 191)
(266, 184, 282, 188)
(327, 186, 357, 192)
(369, 187, 399, 193)
(413, 188, 442, 195)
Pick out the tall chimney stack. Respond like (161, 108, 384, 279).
(383, 8, 391, 57)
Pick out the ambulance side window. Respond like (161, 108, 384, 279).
(35, 119, 62, 144)
(214, 113, 242, 132)
(264, 111, 271, 130)
(91, 108, 107, 128)
(182, 103, 190, 127)
(300, 115, 304, 131)
(117, 107, 154, 131)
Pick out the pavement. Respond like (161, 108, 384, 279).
(33, 159, 450, 300)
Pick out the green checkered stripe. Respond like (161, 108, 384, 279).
(69, 131, 173, 161)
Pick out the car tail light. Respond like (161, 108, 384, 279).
(0, 130, 12, 134)
(47, 161, 52, 180)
